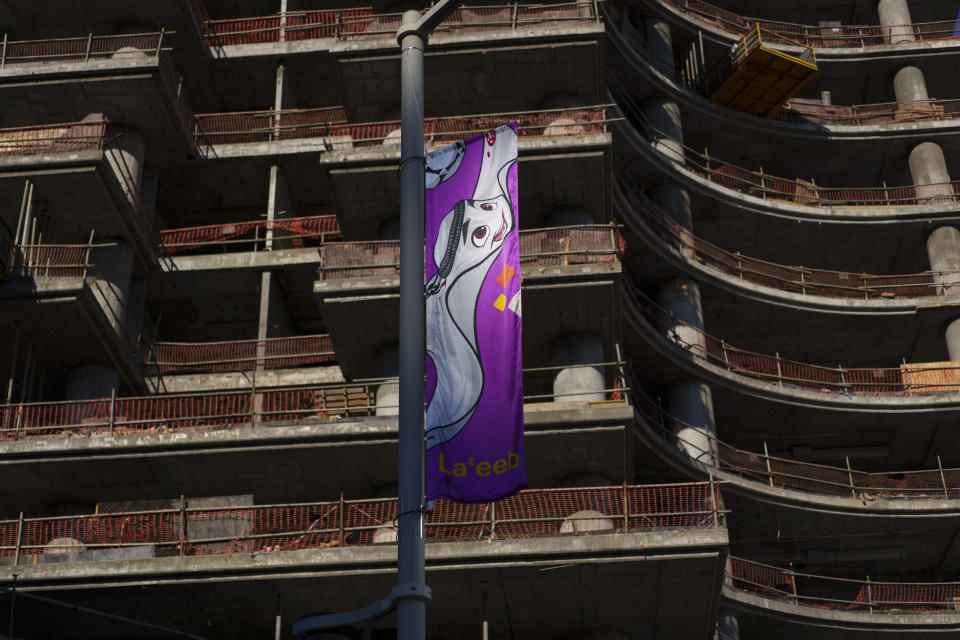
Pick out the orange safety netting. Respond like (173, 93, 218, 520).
(203, 3, 597, 47)
(194, 108, 348, 145)
(1, 33, 162, 65)
(622, 185, 944, 299)
(320, 225, 622, 280)
(146, 335, 336, 375)
(159, 215, 342, 253)
(0, 484, 720, 559)
(729, 557, 960, 612)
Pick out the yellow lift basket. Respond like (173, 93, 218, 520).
(707, 24, 819, 118)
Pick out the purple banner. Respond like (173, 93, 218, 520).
(425, 123, 527, 503)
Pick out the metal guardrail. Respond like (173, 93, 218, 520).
(781, 98, 960, 126)
(203, 2, 601, 47)
(146, 335, 336, 375)
(0, 362, 627, 440)
(617, 181, 955, 299)
(0, 482, 721, 565)
(729, 556, 960, 613)
(319, 224, 623, 279)
(159, 215, 342, 254)
(194, 107, 349, 145)
(662, 0, 960, 48)
(0, 31, 164, 67)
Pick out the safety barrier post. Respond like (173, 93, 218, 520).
(84, 33, 92, 62)
(775, 352, 782, 385)
(511, 2, 519, 29)
(622, 481, 629, 531)
(763, 442, 774, 487)
(592, 0, 600, 22)
(938, 455, 949, 497)
(759, 167, 767, 199)
(178, 495, 186, 556)
(845, 457, 856, 498)
(156, 28, 165, 57)
(108, 388, 116, 435)
(12, 512, 23, 566)
(1, 34, 6, 67)
(721, 340, 730, 366)
(338, 492, 345, 545)
(735, 251, 743, 279)
(489, 501, 496, 540)
(709, 472, 719, 527)
(334, 15, 341, 41)
(866, 575, 874, 613)
(799, 270, 806, 294)
(788, 564, 798, 603)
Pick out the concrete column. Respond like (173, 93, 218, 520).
(65, 364, 119, 400)
(140, 168, 160, 228)
(104, 125, 145, 206)
(893, 66, 929, 104)
(644, 18, 675, 75)
(909, 142, 953, 202)
(946, 319, 960, 360)
(877, 0, 915, 44)
(551, 332, 605, 402)
(375, 343, 399, 416)
(657, 278, 705, 353)
(718, 609, 740, 640)
(664, 381, 717, 462)
(927, 226, 960, 296)
(92, 240, 134, 334)
(649, 184, 694, 258)
(266, 165, 296, 250)
(642, 99, 685, 162)
(257, 271, 294, 341)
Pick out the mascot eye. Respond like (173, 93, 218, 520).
(471, 226, 488, 247)
(480, 203, 496, 211)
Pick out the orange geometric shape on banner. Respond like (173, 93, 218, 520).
(496, 264, 516, 287)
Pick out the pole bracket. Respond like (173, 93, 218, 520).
(293, 584, 432, 638)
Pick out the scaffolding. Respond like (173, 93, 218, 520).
(707, 24, 818, 118)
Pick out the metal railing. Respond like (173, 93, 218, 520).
(628, 289, 960, 396)
(204, 2, 601, 47)
(319, 224, 623, 279)
(0, 120, 107, 156)
(0, 362, 626, 440)
(781, 98, 960, 126)
(0, 31, 164, 67)
(628, 373, 960, 500)
(194, 107, 349, 145)
(0, 482, 721, 565)
(617, 181, 954, 299)
(146, 335, 337, 375)
(159, 215, 342, 254)
(729, 557, 960, 613)
(615, 90, 960, 208)
(662, 0, 960, 48)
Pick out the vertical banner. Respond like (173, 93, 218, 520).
(425, 122, 528, 503)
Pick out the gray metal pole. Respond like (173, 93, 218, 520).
(397, 9, 426, 640)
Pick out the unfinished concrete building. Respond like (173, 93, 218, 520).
(0, 0, 958, 638)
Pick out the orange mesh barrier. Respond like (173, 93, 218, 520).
(631, 381, 960, 499)
(729, 557, 960, 612)
(146, 335, 336, 375)
(159, 215, 342, 254)
(320, 225, 621, 279)
(663, 0, 960, 47)
(621, 184, 945, 299)
(629, 289, 960, 395)
(0, 363, 626, 440)
(0, 120, 107, 156)
(194, 107, 348, 145)
(0, 32, 162, 65)
(203, 3, 598, 47)
(0, 483, 721, 561)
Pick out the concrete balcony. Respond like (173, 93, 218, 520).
(641, 0, 960, 106)
(192, 3, 605, 120)
(0, 33, 194, 158)
(0, 120, 159, 273)
(314, 225, 623, 378)
(0, 361, 635, 514)
(0, 483, 727, 639)
(724, 557, 960, 638)
(613, 107, 958, 273)
(0, 243, 146, 396)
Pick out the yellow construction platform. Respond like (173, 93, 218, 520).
(709, 25, 819, 118)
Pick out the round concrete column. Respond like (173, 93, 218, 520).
(104, 125, 145, 204)
(641, 99, 684, 162)
(92, 240, 134, 334)
(927, 226, 960, 296)
(909, 142, 953, 202)
(718, 609, 740, 640)
(877, 0, 915, 44)
(893, 66, 929, 104)
(65, 364, 119, 400)
(645, 18, 675, 75)
(664, 380, 717, 462)
(945, 319, 960, 361)
(657, 278, 706, 354)
(375, 344, 399, 416)
(649, 184, 694, 258)
(551, 332, 605, 402)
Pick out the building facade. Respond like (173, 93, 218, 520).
(0, 0, 957, 638)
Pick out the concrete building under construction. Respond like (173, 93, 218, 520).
(0, 0, 959, 637)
